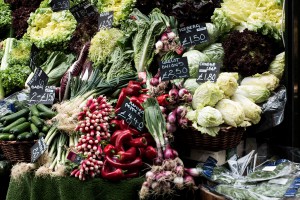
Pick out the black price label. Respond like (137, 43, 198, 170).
(27, 67, 48, 90)
(160, 57, 189, 81)
(98, 11, 113, 30)
(70, 0, 98, 22)
(50, 0, 70, 12)
(31, 137, 48, 163)
(29, 44, 39, 72)
(196, 63, 220, 83)
(67, 151, 83, 165)
(117, 98, 145, 132)
(29, 86, 56, 105)
(178, 23, 209, 48)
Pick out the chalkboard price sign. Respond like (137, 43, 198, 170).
(117, 98, 145, 132)
(29, 44, 39, 72)
(178, 23, 209, 48)
(27, 67, 48, 90)
(98, 11, 114, 30)
(160, 57, 189, 81)
(29, 86, 56, 105)
(70, 0, 98, 22)
(50, 0, 70, 12)
(67, 151, 83, 165)
(196, 62, 220, 83)
(31, 137, 47, 163)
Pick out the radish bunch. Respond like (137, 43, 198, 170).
(71, 95, 114, 180)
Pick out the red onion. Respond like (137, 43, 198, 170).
(166, 122, 177, 133)
(178, 118, 188, 129)
(178, 88, 189, 98)
(169, 87, 179, 101)
(167, 111, 176, 123)
(175, 106, 187, 119)
(184, 168, 201, 177)
(163, 144, 176, 159)
(150, 77, 159, 86)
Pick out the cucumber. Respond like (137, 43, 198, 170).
(38, 132, 46, 138)
(31, 116, 44, 128)
(41, 125, 50, 133)
(38, 112, 56, 119)
(0, 133, 16, 141)
(1, 108, 30, 125)
(30, 105, 40, 116)
(2, 117, 27, 133)
(17, 132, 33, 141)
(30, 123, 39, 136)
(36, 104, 56, 116)
(10, 122, 31, 135)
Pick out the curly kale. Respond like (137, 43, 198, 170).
(222, 29, 280, 77)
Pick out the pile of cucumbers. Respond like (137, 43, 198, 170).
(0, 104, 56, 141)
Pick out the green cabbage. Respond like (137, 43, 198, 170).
(269, 52, 285, 80)
(236, 85, 271, 104)
(88, 28, 123, 68)
(215, 99, 245, 127)
(27, 8, 77, 49)
(202, 43, 224, 64)
(192, 81, 224, 109)
(216, 72, 239, 97)
(241, 72, 280, 91)
(197, 106, 224, 127)
(182, 50, 211, 78)
(183, 79, 200, 94)
(231, 94, 262, 125)
(0, 0, 11, 29)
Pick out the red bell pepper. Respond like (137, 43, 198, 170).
(128, 137, 147, 148)
(123, 169, 139, 179)
(138, 147, 146, 158)
(103, 144, 116, 157)
(129, 96, 143, 110)
(137, 93, 150, 103)
(106, 155, 143, 169)
(101, 160, 124, 181)
(115, 88, 127, 110)
(115, 131, 132, 152)
(144, 146, 158, 160)
(157, 94, 170, 106)
(117, 147, 137, 162)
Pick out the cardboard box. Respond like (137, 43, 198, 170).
(186, 149, 227, 165)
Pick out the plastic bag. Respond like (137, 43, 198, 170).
(0, 90, 29, 117)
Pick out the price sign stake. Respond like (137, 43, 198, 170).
(67, 151, 83, 165)
(29, 44, 39, 72)
(160, 57, 189, 81)
(117, 98, 145, 132)
(98, 11, 113, 30)
(196, 62, 220, 83)
(50, 0, 70, 12)
(70, 0, 98, 22)
(31, 137, 48, 163)
(178, 23, 209, 48)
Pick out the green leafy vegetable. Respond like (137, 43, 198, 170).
(236, 85, 271, 104)
(182, 50, 211, 78)
(216, 72, 239, 97)
(241, 72, 280, 91)
(0, 0, 12, 29)
(202, 43, 224, 64)
(88, 28, 123, 68)
(7, 38, 32, 66)
(27, 8, 77, 49)
(268, 52, 285, 80)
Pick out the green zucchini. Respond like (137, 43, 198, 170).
(38, 112, 56, 119)
(0, 133, 16, 141)
(1, 108, 30, 125)
(41, 125, 50, 133)
(31, 116, 44, 128)
(36, 104, 56, 116)
(2, 117, 27, 133)
(30, 123, 39, 136)
(30, 105, 40, 116)
(10, 122, 31, 135)
(17, 132, 33, 141)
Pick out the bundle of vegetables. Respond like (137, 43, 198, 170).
(211, 0, 284, 40)
(69, 95, 114, 180)
(222, 29, 278, 77)
(26, 8, 77, 49)
(155, 27, 183, 56)
(0, 104, 55, 142)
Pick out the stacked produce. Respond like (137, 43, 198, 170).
(0, 0, 287, 199)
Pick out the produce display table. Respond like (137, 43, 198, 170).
(6, 173, 144, 200)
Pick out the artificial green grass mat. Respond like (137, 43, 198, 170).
(6, 172, 144, 200)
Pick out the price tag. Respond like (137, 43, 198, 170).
(50, 0, 70, 12)
(117, 98, 145, 132)
(178, 23, 209, 48)
(160, 57, 189, 81)
(196, 62, 220, 83)
(70, 0, 98, 22)
(27, 67, 48, 90)
(262, 166, 277, 171)
(98, 11, 113, 30)
(29, 44, 39, 72)
(67, 151, 83, 165)
(31, 137, 48, 163)
(29, 86, 56, 105)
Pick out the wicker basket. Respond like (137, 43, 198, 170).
(0, 140, 35, 163)
(175, 126, 245, 151)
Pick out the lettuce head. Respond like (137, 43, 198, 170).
(236, 85, 270, 104)
(202, 43, 224, 64)
(269, 52, 285, 80)
(192, 81, 224, 109)
(216, 72, 239, 97)
(182, 50, 211, 78)
(0, 0, 11, 29)
(197, 106, 224, 128)
(241, 72, 280, 91)
(215, 99, 245, 127)
(27, 8, 77, 49)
